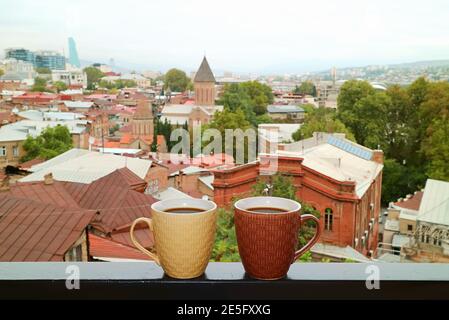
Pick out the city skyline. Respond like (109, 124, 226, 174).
(2, 0, 449, 74)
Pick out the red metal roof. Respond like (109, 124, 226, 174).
(111, 224, 154, 249)
(9, 180, 82, 209)
(394, 191, 424, 211)
(0, 168, 156, 261)
(0, 195, 95, 261)
(88, 233, 151, 260)
(76, 169, 155, 233)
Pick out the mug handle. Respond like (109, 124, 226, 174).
(293, 214, 321, 261)
(130, 217, 160, 265)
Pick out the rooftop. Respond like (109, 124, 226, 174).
(63, 101, 93, 109)
(418, 179, 449, 226)
(267, 105, 305, 113)
(193, 56, 216, 83)
(394, 191, 424, 212)
(20, 148, 152, 184)
(279, 133, 383, 197)
(0, 194, 94, 262)
(87, 233, 151, 262)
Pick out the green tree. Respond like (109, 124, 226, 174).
(293, 81, 317, 96)
(381, 159, 427, 205)
(21, 126, 73, 162)
(292, 107, 355, 141)
(99, 79, 138, 89)
(83, 66, 105, 90)
(337, 80, 375, 142)
(155, 118, 175, 151)
(35, 67, 51, 74)
(211, 208, 240, 262)
(423, 116, 449, 181)
(218, 81, 274, 125)
(53, 81, 68, 93)
(163, 68, 191, 92)
(203, 108, 253, 161)
(31, 77, 49, 92)
(352, 92, 391, 150)
(0, 69, 4, 77)
(384, 85, 414, 161)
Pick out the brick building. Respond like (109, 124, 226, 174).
(212, 133, 384, 256)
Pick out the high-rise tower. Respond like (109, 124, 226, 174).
(68, 37, 81, 68)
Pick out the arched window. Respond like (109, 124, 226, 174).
(324, 208, 333, 231)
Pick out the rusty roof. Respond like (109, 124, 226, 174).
(0, 168, 156, 261)
(0, 195, 95, 261)
(88, 233, 151, 261)
(77, 169, 155, 233)
(111, 222, 154, 249)
(394, 191, 424, 211)
(8, 180, 81, 209)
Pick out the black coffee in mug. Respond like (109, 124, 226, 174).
(164, 207, 205, 214)
(246, 207, 288, 214)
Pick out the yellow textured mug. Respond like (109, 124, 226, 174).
(130, 198, 218, 279)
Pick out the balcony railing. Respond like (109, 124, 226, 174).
(0, 262, 448, 300)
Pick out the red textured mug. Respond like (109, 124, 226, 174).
(234, 197, 321, 280)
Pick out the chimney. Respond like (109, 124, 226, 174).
(372, 150, 384, 164)
(44, 173, 54, 185)
(0, 175, 10, 192)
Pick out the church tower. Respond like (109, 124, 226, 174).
(194, 56, 216, 106)
(132, 99, 154, 137)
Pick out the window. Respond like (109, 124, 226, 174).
(12, 146, 19, 157)
(407, 224, 413, 232)
(67, 244, 83, 261)
(324, 208, 333, 231)
(0, 146, 6, 157)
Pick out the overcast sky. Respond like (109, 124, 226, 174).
(1, 0, 449, 74)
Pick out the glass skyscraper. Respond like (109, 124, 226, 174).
(68, 37, 81, 68)
(5, 48, 35, 64)
(34, 51, 66, 70)
(4, 48, 66, 70)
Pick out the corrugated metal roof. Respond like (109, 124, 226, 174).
(63, 101, 93, 109)
(278, 133, 382, 198)
(0, 168, 156, 261)
(160, 115, 189, 125)
(88, 233, 151, 261)
(0, 126, 27, 142)
(170, 166, 209, 176)
(267, 105, 304, 113)
(0, 195, 95, 261)
(279, 143, 382, 198)
(418, 179, 449, 226)
(311, 243, 371, 262)
(153, 187, 192, 201)
(21, 149, 152, 184)
(6, 181, 81, 209)
(78, 170, 156, 233)
(162, 104, 193, 114)
(29, 148, 90, 172)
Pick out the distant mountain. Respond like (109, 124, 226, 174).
(389, 60, 449, 69)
